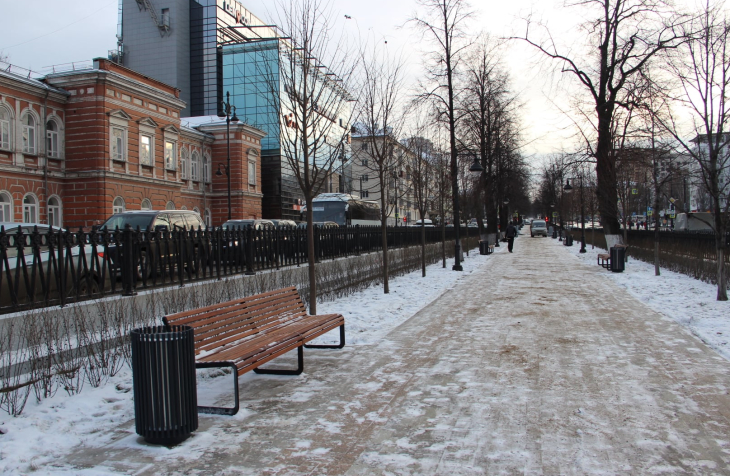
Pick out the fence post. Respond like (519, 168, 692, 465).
(245, 225, 255, 275)
(122, 224, 137, 296)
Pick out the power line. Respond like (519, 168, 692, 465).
(0, 0, 117, 51)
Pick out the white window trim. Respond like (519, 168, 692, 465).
(164, 140, 177, 170)
(46, 116, 64, 159)
(138, 118, 158, 170)
(247, 148, 258, 189)
(0, 103, 12, 151)
(203, 155, 211, 183)
(47, 195, 62, 227)
(141, 198, 152, 210)
(140, 134, 153, 166)
(0, 191, 13, 222)
(109, 110, 131, 164)
(23, 193, 39, 223)
(181, 148, 189, 179)
(191, 151, 200, 182)
(21, 111, 38, 155)
(113, 196, 125, 214)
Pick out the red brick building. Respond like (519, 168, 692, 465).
(0, 58, 264, 229)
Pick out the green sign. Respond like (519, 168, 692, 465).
(552, 211, 558, 217)
(632, 188, 638, 195)
(647, 210, 653, 216)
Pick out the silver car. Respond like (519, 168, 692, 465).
(531, 220, 548, 237)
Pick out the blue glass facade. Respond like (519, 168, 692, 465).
(222, 41, 281, 152)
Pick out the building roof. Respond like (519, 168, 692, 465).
(0, 62, 69, 97)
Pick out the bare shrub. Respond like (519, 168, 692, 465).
(0, 320, 33, 416)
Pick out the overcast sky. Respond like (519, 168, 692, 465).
(0, 0, 692, 165)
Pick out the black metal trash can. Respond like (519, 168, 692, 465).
(610, 246, 626, 273)
(564, 235, 573, 246)
(131, 325, 198, 445)
(479, 241, 489, 255)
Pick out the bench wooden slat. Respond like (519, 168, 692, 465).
(202, 314, 344, 364)
(193, 302, 307, 345)
(166, 286, 300, 322)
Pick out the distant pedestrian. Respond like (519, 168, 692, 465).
(505, 222, 517, 253)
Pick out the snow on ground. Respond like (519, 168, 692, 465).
(558, 234, 730, 360)
(0, 251, 487, 475)
(1, 237, 729, 474)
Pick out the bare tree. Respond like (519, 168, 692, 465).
(410, 0, 473, 271)
(355, 43, 407, 293)
(458, 35, 515, 245)
(514, 0, 686, 246)
(263, 0, 358, 313)
(652, 2, 730, 300)
(403, 113, 436, 277)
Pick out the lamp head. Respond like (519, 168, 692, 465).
(230, 106, 239, 124)
(564, 179, 573, 193)
(469, 156, 483, 176)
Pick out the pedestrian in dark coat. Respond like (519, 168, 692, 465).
(505, 222, 517, 253)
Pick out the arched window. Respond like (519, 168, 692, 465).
(113, 197, 125, 214)
(193, 207, 200, 214)
(0, 192, 12, 222)
(48, 196, 62, 227)
(203, 155, 210, 183)
(0, 105, 11, 151)
(191, 151, 199, 181)
(23, 194, 38, 223)
(140, 198, 152, 210)
(166, 201, 175, 210)
(22, 113, 37, 154)
(180, 148, 188, 179)
(181, 205, 188, 210)
(46, 120, 60, 158)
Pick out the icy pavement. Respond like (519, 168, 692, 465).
(3, 234, 730, 475)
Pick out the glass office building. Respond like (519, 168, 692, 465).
(121, 0, 351, 220)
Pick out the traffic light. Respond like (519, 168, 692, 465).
(403, 216, 406, 223)
(545, 217, 549, 222)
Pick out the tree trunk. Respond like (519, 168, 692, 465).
(381, 213, 390, 294)
(714, 208, 728, 301)
(421, 223, 426, 277)
(305, 203, 317, 314)
(595, 106, 622, 247)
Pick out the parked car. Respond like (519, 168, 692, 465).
(269, 219, 298, 228)
(98, 210, 207, 280)
(221, 219, 275, 231)
(531, 220, 548, 237)
(414, 219, 435, 227)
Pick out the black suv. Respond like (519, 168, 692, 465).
(99, 210, 206, 280)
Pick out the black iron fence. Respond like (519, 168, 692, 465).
(0, 224, 460, 314)
(567, 227, 730, 286)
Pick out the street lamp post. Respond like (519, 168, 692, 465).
(216, 91, 239, 221)
(564, 177, 587, 253)
(467, 155, 484, 258)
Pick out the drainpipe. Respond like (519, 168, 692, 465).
(42, 88, 50, 225)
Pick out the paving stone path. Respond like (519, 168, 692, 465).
(63, 234, 730, 475)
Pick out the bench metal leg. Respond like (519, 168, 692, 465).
(253, 345, 304, 376)
(304, 324, 346, 349)
(195, 361, 240, 416)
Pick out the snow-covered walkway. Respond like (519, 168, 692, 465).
(50, 233, 730, 475)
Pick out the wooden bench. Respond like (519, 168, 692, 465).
(163, 286, 345, 416)
(597, 244, 628, 270)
